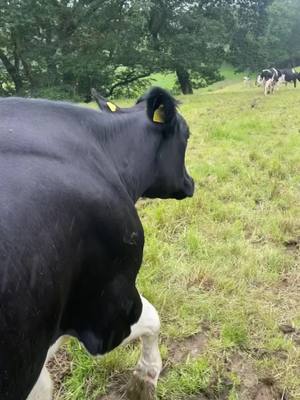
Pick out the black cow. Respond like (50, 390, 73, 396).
(0, 87, 194, 400)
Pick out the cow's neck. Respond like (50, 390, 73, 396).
(101, 116, 161, 203)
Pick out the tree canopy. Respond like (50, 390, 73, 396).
(0, 0, 299, 98)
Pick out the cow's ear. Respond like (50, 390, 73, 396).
(146, 87, 176, 124)
(91, 88, 118, 113)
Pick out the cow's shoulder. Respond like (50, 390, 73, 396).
(83, 184, 145, 252)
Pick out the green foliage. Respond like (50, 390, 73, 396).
(228, 0, 300, 70)
(32, 86, 81, 102)
(264, 0, 300, 66)
(0, 0, 271, 98)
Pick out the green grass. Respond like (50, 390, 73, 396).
(150, 72, 177, 90)
(57, 75, 300, 399)
(111, 63, 250, 96)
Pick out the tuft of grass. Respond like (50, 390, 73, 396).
(158, 357, 211, 399)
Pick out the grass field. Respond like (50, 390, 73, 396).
(139, 64, 250, 94)
(52, 78, 300, 400)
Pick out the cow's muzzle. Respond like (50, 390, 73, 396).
(183, 175, 195, 197)
(173, 174, 194, 200)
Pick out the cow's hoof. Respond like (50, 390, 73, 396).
(126, 373, 156, 400)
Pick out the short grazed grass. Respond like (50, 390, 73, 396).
(55, 81, 300, 399)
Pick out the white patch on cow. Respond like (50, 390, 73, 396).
(122, 295, 162, 386)
(26, 367, 53, 400)
(26, 336, 68, 400)
(27, 297, 161, 399)
(277, 74, 286, 89)
(256, 75, 265, 87)
(271, 67, 279, 79)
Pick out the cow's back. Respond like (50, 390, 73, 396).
(0, 98, 118, 398)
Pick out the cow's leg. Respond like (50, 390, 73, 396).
(123, 295, 162, 400)
(26, 336, 68, 400)
(26, 366, 53, 400)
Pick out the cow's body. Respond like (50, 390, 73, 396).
(0, 90, 194, 399)
(277, 68, 299, 88)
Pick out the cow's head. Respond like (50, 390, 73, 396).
(91, 87, 194, 200)
(140, 87, 194, 200)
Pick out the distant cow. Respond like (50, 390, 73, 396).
(257, 67, 300, 89)
(264, 77, 277, 95)
(277, 74, 287, 87)
(0, 87, 194, 400)
(256, 68, 281, 87)
(243, 76, 252, 87)
(277, 68, 300, 88)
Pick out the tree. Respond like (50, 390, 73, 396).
(227, 0, 275, 71)
(145, 0, 229, 94)
(263, 0, 300, 67)
(0, 0, 154, 98)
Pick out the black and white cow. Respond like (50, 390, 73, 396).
(256, 68, 281, 87)
(257, 67, 300, 89)
(277, 68, 300, 88)
(0, 87, 194, 400)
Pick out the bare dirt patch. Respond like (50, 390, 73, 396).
(167, 332, 208, 365)
(186, 274, 216, 291)
(47, 346, 72, 399)
(96, 371, 156, 400)
(227, 353, 286, 400)
(98, 333, 209, 400)
(279, 323, 300, 347)
(96, 372, 129, 400)
(283, 237, 300, 252)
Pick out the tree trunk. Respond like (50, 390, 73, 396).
(176, 67, 193, 95)
(21, 56, 35, 93)
(0, 49, 25, 95)
(45, 28, 59, 86)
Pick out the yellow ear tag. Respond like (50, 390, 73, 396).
(107, 102, 117, 112)
(153, 105, 165, 123)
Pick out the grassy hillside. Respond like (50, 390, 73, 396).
(144, 64, 250, 93)
(53, 80, 300, 400)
